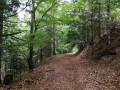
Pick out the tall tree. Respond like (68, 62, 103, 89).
(98, 1, 101, 37)
(53, 23, 56, 55)
(27, 0, 58, 70)
(28, 0, 35, 70)
(0, 0, 4, 84)
(107, 0, 111, 44)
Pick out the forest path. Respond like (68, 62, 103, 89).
(1, 54, 120, 90)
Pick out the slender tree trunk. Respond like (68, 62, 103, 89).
(28, 44, 34, 70)
(28, 0, 35, 71)
(107, 0, 110, 44)
(49, 42, 52, 57)
(98, 2, 101, 37)
(86, 29, 90, 43)
(40, 49, 42, 62)
(0, 8, 3, 84)
(53, 24, 56, 55)
(91, 8, 94, 45)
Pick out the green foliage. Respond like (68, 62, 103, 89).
(25, 30, 50, 47)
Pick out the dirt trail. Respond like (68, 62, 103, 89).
(1, 53, 120, 90)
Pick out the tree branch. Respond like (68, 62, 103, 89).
(2, 32, 22, 37)
(34, 0, 46, 11)
(41, 3, 57, 19)
(36, 2, 58, 28)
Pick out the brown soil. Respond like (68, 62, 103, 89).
(85, 27, 120, 60)
(1, 53, 120, 90)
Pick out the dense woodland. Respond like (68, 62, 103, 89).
(0, 0, 120, 85)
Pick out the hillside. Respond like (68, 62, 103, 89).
(1, 26, 120, 90)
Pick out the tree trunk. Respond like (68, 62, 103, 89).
(91, 7, 94, 45)
(98, 2, 101, 37)
(28, 0, 35, 71)
(86, 28, 90, 43)
(28, 44, 34, 70)
(0, 8, 3, 84)
(107, 0, 110, 44)
(53, 24, 56, 55)
(40, 49, 42, 62)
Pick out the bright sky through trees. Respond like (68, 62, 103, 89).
(18, 0, 71, 19)
(63, 0, 71, 2)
